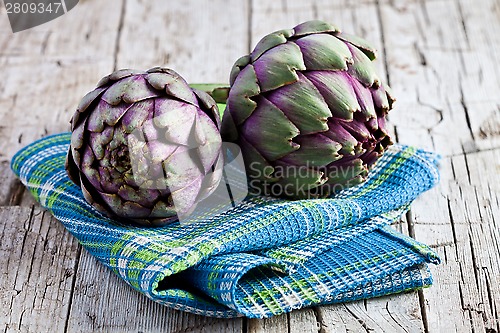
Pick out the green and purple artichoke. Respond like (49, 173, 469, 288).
(222, 20, 395, 199)
(66, 67, 223, 226)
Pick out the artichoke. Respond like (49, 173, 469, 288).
(222, 20, 394, 199)
(66, 67, 223, 226)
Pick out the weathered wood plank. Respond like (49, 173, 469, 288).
(381, 0, 500, 155)
(0, 0, 123, 160)
(315, 304, 367, 333)
(0, 206, 80, 333)
(398, 150, 500, 333)
(1, 0, 498, 332)
(0, 4, 126, 330)
(0, 161, 21, 206)
(316, 293, 425, 333)
(456, 0, 500, 153)
(248, 308, 319, 333)
(115, 0, 250, 83)
(0, 161, 40, 208)
(66, 251, 243, 333)
(247, 313, 289, 333)
(442, 151, 499, 332)
(380, 0, 500, 331)
(288, 309, 318, 333)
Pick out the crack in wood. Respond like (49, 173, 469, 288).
(407, 209, 433, 333)
(63, 244, 82, 333)
(40, 32, 52, 55)
(448, 199, 459, 245)
(417, 290, 430, 333)
(385, 301, 410, 333)
(460, 82, 476, 141)
(455, 0, 471, 49)
(343, 305, 370, 333)
(241, 317, 248, 333)
(311, 307, 325, 333)
(375, 0, 391, 86)
(405, 210, 416, 239)
(247, 0, 253, 54)
(414, 42, 428, 66)
(113, 0, 126, 71)
(468, 236, 481, 291)
(17, 309, 26, 331)
(7, 180, 26, 206)
(461, 148, 473, 185)
(482, 267, 500, 332)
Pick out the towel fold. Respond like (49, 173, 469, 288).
(11, 133, 440, 318)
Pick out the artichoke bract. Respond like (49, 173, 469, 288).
(222, 20, 395, 199)
(66, 68, 223, 226)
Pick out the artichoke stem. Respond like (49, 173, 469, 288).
(189, 84, 230, 103)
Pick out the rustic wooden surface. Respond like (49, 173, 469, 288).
(0, 0, 498, 332)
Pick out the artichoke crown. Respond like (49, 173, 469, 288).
(223, 20, 395, 198)
(66, 68, 222, 226)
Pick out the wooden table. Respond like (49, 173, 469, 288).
(1, 0, 498, 332)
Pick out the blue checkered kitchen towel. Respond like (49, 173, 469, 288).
(11, 133, 440, 318)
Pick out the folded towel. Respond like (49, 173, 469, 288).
(11, 133, 441, 318)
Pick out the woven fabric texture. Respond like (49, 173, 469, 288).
(11, 133, 441, 318)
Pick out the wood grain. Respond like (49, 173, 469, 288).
(0, 0, 498, 332)
(0, 0, 123, 160)
(380, 0, 500, 332)
(0, 207, 80, 333)
(114, 0, 250, 83)
(66, 251, 243, 333)
(0, 161, 22, 206)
